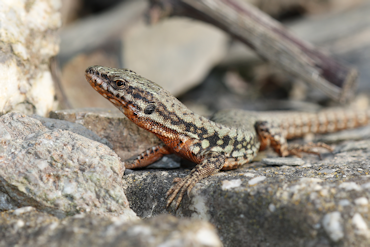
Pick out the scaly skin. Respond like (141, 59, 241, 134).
(85, 65, 370, 209)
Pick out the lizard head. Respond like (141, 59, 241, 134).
(85, 65, 195, 137)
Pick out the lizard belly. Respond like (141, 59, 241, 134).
(158, 135, 203, 164)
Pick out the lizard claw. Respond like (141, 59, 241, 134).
(166, 176, 197, 209)
(166, 153, 225, 210)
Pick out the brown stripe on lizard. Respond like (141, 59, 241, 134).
(85, 65, 370, 209)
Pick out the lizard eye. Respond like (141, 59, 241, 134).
(115, 79, 126, 88)
(144, 104, 156, 115)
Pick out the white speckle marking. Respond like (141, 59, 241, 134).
(193, 146, 200, 154)
(232, 150, 244, 157)
(221, 179, 242, 190)
(16, 220, 25, 228)
(322, 211, 344, 242)
(224, 145, 234, 154)
(248, 176, 266, 185)
(201, 140, 210, 149)
(13, 206, 35, 215)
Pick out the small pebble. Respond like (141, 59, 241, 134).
(262, 157, 304, 166)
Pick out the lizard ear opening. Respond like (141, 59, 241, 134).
(144, 104, 156, 115)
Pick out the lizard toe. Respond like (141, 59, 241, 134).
(166, 177, 186, 208)
(166, 175, 198, 209)
(287, 142, 333, 158)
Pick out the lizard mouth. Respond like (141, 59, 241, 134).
(85, 66, 131, 112)
(85, 66, 112, 98)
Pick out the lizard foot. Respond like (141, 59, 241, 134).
(166, 175, 199, 210)
(286, 142, 333, 158)
(255, 120, 333, 158)
(166, 152, 225, 210)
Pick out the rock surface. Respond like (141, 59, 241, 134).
(0, 207, 221, 247)
(50, 108, 160, 160)
(0, 112, 136, 219)
(123, 138, 370, 247)
(0, 0, 61, 116)
(3, 109, 370, 246)
(31, 114, 112, 148)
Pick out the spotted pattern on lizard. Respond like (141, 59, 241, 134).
(85, 65, 370, 209)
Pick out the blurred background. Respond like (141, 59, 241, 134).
(56, 0, 370, 117)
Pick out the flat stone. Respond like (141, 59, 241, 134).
(124, 18, 228, 96)
(50, 108, 161, 160)
(262, 157, 305, 166)
(31, 114, 112, 148)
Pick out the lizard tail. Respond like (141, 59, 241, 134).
(282, 108, 370, 139)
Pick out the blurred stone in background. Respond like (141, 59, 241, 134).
(57, 0, 370, 113)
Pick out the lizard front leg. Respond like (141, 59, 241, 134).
(254, 121, 333, 157)
(166, 152, 225, 209)
(124, 144, 171, 169)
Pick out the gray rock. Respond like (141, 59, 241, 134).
(50, 108, 161, 160)
(0, 0, 60, 116)
(0, 192, 17, 211)
(123, 140, 370, 246)
(31, 114, 113, 148)
(0, 207, 221, 247)
(0, 112, 136, 219)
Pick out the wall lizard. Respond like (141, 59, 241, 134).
(85, 65, 370, 209)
